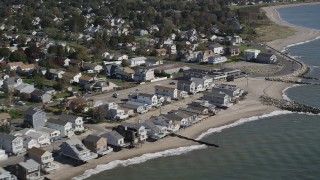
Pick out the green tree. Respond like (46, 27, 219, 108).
(121, 59, 129, 67)
(0, 48, 10, 58)
(9, 50, 27, 62)
(0, 124, 11, 133)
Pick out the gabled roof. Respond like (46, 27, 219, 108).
(24, 107, 40, 116)
(138, 93, 156, 98)
(0, 132, 19, 142)
(59, 114, 79, 123)
(18, 159, 39, 170)
(103, 131, 123, 140)
(29, 147, 49, 157)
(83, 134, 104, 143)
(47, 118, 69, 126)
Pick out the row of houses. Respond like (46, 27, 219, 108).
(243, 49, 277, 64)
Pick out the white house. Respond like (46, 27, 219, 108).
(0, 133, 25, 155)
(208, 44, 224, 54)
(102, 131, 126, 147)
(129, 57, 147, 67)
(59, 114, 84, 132)
(135, 93, 160, 107)
(155, 85, 178, 99)
(11, 129, 51, 148)
(208, 55, 227, 64)
(0, 149, 8, 161)
(243, 49, 261, 61)
(36, 127, 61, 141)
(203, 90, 232, 107)
(46, 119, 74, 138)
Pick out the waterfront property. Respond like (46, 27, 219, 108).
(256, 53, 277, 64)
(101, 131, 126, 148)
(28, 147, 59, 173)
(0, 167, 17, 180)
(121, 122, 148, 142)
(82, 135, 113, 156)
(203, 90, 232, 108)
(16, 159, 41, 180)
(138, 120, 167, 140)
(60, 139, 98, 162)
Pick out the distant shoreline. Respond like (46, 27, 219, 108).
(47, 3, 320, 180)
(262, 2, 320, 51)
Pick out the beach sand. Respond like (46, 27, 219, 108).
(262, 2, 320, 51)
(47, 3, 319, 180)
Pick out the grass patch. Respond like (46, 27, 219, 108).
(54, 92, 70, 99)
(8, 109, 23, 119)
(71, 85, 82, 92)
(254, 23, 295, 43)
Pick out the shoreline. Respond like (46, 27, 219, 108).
(262, 2, 320, 51)
(48, 3, 318, 180)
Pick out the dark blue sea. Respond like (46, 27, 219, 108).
(78, 4, 320, 180)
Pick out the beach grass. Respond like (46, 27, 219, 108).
(254, 23, 295, 43)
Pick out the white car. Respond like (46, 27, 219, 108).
(16, 101, 26, 106)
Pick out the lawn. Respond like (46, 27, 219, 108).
(54, 92, 70, 99)
(254, 23, 295, 43)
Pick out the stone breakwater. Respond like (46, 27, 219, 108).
(265, 77, 320, 85)
(260, 95, 320, 114)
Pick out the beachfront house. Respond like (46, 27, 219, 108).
(213, 84, 243, 100)
(203, 90, 232, 108)
(139, 120, 167, 140)
(121, 122, 148, 142)
(151, 115, 181, 132)
(0, 167, 17, 180)
(16, 159, 41, 180)
(0, 133, 25, 155)
(101, 131, 126, 148)
(83, 135, 113, 156)
(28, 147, 59, 173)
(60, 139, 98, 162)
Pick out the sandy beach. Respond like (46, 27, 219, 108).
(263, 2, 320, 51)
(46, 3, 319, 180)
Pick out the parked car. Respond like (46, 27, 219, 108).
(169, 82, 175, 85)
(112, 93, 119, 98)
(16, 101, 26, 106)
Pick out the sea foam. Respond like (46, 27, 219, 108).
(281, 36, 320, 52)
(195, 110, 293, 140)
(73, 110, 297, 180)
(73, 145, 206, 180)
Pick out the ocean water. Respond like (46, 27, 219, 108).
(81, 4, 320, 180)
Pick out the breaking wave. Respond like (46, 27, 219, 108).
(282, 36, 320, 52)
(195, 110, 293, 140)
(73, 145, 206, 180)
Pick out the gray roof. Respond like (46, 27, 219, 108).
(4, 76, 21, 85)
(31, 89, 46, 96)
(0, 133, 18, 142)
(177, 80, 194, 85)
(121, 122, 142, 130)
(83, 135, 103, 143)
(47, 118, 69, 126)
(104, 131, 123, 140)
(18, 159, 39, 170)
(24, 107, 41, 116)
(36, 127, 58, 134)
(59, 114, 79, 123)
(138, 93, 155, 98)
